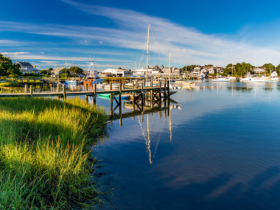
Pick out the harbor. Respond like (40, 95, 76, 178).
(2, 0, 280, 209)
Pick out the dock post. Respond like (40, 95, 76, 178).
(167, 80, 170, 98)
(110, 93, 113, 115)
(85, 83, 88, 91)
(63, 84, 66, 100)
(136, 79, 138, 89)
(132, 94, 135, 111)
(30, 85, 33, 98)
(158, 80, 162, 98)
(93, 84, 97, 105)
(164, 79, 167, 97)
(110, 83, 112, 90)
(150, 90, 153, 108)
(57, 84, 60, 92)
(150, 78, 153, 87)
(119, 83, 122, 122)
(164, 97, 167, 119)
(25, 84, 28, 93)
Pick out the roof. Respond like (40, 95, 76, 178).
(18, 62, 33, 67)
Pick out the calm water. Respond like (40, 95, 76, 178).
(93, 82, 280, 210)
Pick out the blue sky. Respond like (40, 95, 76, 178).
(1, 0, 280, 70)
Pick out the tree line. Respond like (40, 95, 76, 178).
(182, 62, 280, 76)
(0, 53, 84, 77)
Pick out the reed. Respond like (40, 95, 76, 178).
(0, 97, 108, 209)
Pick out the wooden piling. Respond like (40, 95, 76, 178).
(158, 81, 162, 101)
(63, 85, 66, 100)
(110, 93, 113, 115)
(25, 84, 28, 93)
(93, 84, 97, 105)
(85, 83, 88, 91)
(150, 90, 153, 108)
(167, 80, 170, 98)
(57, 84, 60, 92)
(30, 85, 33, 98)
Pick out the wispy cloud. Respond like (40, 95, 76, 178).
(1, 52, 127, 62)
(0, 40, 23, 46)
(1, 1, 280, 66)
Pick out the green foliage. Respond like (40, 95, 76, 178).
(0, 97, 109, 209)
(0, 54, 22, 77)
(182, 65, 196, 72)
(262, 63, 275, 73)
(69, 66, 83, 74)
(224, 62, 252, 76)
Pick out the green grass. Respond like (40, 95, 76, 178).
(0, 81, 21, 87)
(0, 97, 108, 209)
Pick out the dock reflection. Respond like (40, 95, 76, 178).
(108, 97, 182, 164)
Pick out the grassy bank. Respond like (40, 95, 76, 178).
(0, 97, 108, 209)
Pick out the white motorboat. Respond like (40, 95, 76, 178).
(212, 77, 230, 82)
(104, 83, 119, 90)
(240, 76, 266, 82)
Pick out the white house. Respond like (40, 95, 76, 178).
(102, 68, 132, 77)
(192, 66, 202, 76)
(254, 67, 266, 74)
(16, 61, 40, 74)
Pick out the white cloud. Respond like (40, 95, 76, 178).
(0, 40, 23, 46)
(1, 1, 280, 66)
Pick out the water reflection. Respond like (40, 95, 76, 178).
(105, 95, 182, 164)
(92, 83, 280, 210)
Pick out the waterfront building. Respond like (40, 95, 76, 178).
(16, 61, 40, 74)
(102, 68, 132, 77)
(253, 67, 266, 74)
(214, 66, 224, 73)
(192, 66, 202, 76)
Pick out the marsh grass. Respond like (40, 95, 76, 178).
(0, 97, 108, 209)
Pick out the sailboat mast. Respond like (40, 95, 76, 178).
(146, 22, 150, 85)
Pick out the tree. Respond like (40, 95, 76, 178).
(0, 53, 22, 76)
(262, 63, 275, 74)
(69, 66, 83, 74)
(182, 65, 196, 72)
(41, 70, 48, 75)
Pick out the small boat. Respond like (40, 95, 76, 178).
(169, 83, 182, 89)
(104, 83, 119, 90)
(182, 82, 196, 87)
(212, 77, 230, 82)
(65, 80, 78, 86)
(96, 84, 105, 89)
(99, 93, 130, 99)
